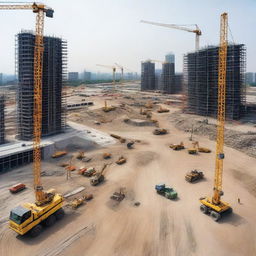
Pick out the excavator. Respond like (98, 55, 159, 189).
(199, 13, 232, 221)
(90, 163, 110, 186)
(1, 3, 64, 237)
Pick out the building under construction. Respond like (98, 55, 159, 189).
(16, 31, 67, 140)
(184, 44, 246, 120)
(161, 63, 175, 93)
(0, 95, 5, 145)
(141, 61, 155, 91)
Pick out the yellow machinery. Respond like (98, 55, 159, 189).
(1, 3, 64, 236)
(96, 64, 116, 86)
(199, 13, 232, 221)
(141, 20, 202, 51)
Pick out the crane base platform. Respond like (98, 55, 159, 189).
(199, 197, 232, 221)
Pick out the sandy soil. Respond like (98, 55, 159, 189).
(0, 85, 256, 256)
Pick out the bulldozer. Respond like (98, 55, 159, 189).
(157, 106, 170, 113)
(185, 170, 204, 183)
(90, 163, 110, 186)
(169, 142, 185, 151)
(153, 128, 167, 135)
(69, 194, 93, 209)
(188, 141, 211, 154)
(110, 188, 125, 202)
(76, 151, 85, 160)
(83, 167, 96, 177)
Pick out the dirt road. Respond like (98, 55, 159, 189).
(1, 92, 256, 256)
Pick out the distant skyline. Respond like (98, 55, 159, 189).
(0, 0, 255, 74)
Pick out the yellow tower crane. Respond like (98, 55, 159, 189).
(199, 13, 232, 221)
(115, 63, 124, 83)
(96, 64, 116, 86)
(1, 2, 64, 237)
(141, 20, 202, 51)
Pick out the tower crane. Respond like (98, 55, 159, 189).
(1, 2, 64, 237)
(115, 63, 124, 83)
(96, 64, 116, 86)
(199, 13, 232, 221)
(141, 20, 202, 51)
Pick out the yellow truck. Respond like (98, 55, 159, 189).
(9, 193, 64, 237)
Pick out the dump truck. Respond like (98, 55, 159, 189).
(153, 128, 167, 135)
(185, 170, 204, 182)
(188, 141, 211, 154)
(155, 184, 177, 199)
(169, 142, 185, 151)
(103, 153, 111, 159)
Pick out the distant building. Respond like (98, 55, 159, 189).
(141, 61, 155, 91)
(245, 72, 254, 84)
(165, 53, 175, 64)
(83, 71, 91, 81)
(68, 72, 79, 81)
(161, 63, 175, 93)
(0, 73, 2, 85)
(155, 69, 162, 90)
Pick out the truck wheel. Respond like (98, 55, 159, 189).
(200, 205, 209, 214)
(29, 224, 42, 237)
(44, 214, 56, 227)
(210, 211, 221, 221)
(55, 208, 65, 220)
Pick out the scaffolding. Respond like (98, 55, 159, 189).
(141, 61, 155, 91)
(184, 44, 246, 120)
(16, 31, 67, 141)
(0, 95, 5, 144)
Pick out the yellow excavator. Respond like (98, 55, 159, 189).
(1, 3, 64, 237)
(188, 141, 211, 154)
(199, 13, 232, 221)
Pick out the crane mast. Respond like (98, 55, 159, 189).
(199, 12, 231, 222)
(0, 3, 54, 205)
(213, 12, 228, 205)
(96, 64, 116, 87)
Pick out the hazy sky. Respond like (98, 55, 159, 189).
(0, 0, 255, 74)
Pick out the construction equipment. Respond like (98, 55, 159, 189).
(169, 142, 185, 151)
(1, 3, 65, 237)
(127, 141, 135, 149)
(69, 194, 93, 209)
(96, 64, 116, 86)
(116, 156, 126, 165)
(66, 156, 76, 172)
(76, 151, 85, 160)
(102, 100, 116, 112)
(193, 141, 211, 153)
(155, 183, 177, 200)
(103, 153, 112, 159)
(51, 151, 67, 158)
(90, 163, 110, 186)
(110, 133, 126, 143)
(9, 183, 26, 194)
(141, 20, 202, 51)
(200, 13, 232, 222)
(110, 188, 125, 202)
(157, 106, 170, 113)
(83, 167, 96, 177)
(78, 167, 87, 175)
(145, 101, 153, 109)
(185, 170, 204, 183)
(153, 128, 167, 135)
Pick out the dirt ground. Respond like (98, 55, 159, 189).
(1, 83, 256, 256)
